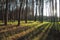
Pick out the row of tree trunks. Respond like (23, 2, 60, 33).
(51, 0, 57, 22)
(2, 0, 45, 26)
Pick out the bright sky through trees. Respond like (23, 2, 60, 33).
(57, 0, 59, 17)
(34, 0, 59, 17)
(43, 0, 59, 17)
(1, 0, 59, 17)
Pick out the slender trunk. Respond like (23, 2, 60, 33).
(35, 0, 37, 21)
(18, 0, 23, 26)
(50, 0, 52, 22)
(55, 0, 57, 22)
(12, 7, 15, 22)
(2, 1, 4, 23)
(4, 0, 8, 25)
(32, 0, 34, 20)
(25, 0, 28, 23)
(52, 0, 55, 22)
(40, 0, 44, 23)
(59, 0, 60, 21)
(39, 0, 41, 21)
(51, 0, 54, 22)
(21, 8, 24, 20)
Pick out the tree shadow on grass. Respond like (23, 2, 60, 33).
(0, 24, 5, 26)
(45, 24, 60, 40)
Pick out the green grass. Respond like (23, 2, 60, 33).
(51, 22, 60, 31)
(0, 21, 41, 29)
(7, 22, 49, 40)
(0, 21, 53, 40)
(20, 21, 40, 27)
(0, 21, 60, 40)
(56, 22, 60, 31)
(0, 21, 41, 34)
(32, 23, 52, 40)
(0, 20, 34, 25)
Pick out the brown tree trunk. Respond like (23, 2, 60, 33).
(32, 0, 34, 20)
(34, 0, 38, 21)
(40, 0, 44, 23)
(39, 0, 41, 21)
(59, 0, 60, 21)
(4, 0, 8, 25)
(25, 0, 28, 23)
(18, 0, 23, 26)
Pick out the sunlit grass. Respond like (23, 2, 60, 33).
(7, 21, 34, 25)
(0, 21, 41, 27)
(0, 21, 40, 32)
(0, 21, 41, 33)
(59, 22, 60, 23)
(33, 23, 53, 40)
(7, 22, 49, 40)
(0, 20, 51, 40)
(56, 22, 60, 31)
(20, 21, 40, 27)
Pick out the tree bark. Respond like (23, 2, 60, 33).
(18, 0, 23, 26)
(40, 0, 44, 23)
(34, 0, 38, 21)
(32, 0, 34, 20)
(25, 0, 28, 23)
(4, 0, 8, 25)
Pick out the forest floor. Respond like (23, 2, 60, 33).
(0, 21, 60, 40)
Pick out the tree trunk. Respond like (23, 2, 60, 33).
(55, 0, 57, 22)
(34, 0, 38, 21)
(4, 0, 8, 25)
(39, 0, 41, 21)
(18, 0, 23, 26)
(52, 0, 55, 22)
(59, 0, 60, 21)
(32, 0, 34, 20)
(40, 0, 44, 23)
(25, 0, 28, 23)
